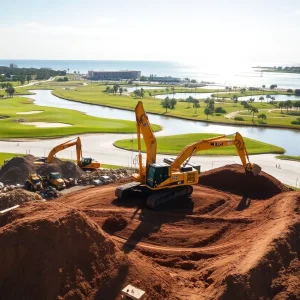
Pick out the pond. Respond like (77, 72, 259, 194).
(24, 90, 300, 155)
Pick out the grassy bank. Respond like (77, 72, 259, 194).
(0, 97, 161, 139)
(114, 133, 284, 156)
(0, 152, 24, 166)
(276, 155, 300, 162)
(39, 83, 300, 129)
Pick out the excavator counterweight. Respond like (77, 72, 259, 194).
(115, 101, 261, 209)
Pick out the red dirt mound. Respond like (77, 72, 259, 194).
(102, 215, 128, 233)
(0, 202, 173, 300)
(199, 164, 288, 199)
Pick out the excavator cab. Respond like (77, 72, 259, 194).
(146, 163, 170, 188)
(81, 157, 93, 167)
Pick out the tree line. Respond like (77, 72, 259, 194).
(0, 66, 66, 82)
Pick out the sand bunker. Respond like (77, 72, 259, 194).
(21, 122, 71, 127)
(16, 110, 43, 115)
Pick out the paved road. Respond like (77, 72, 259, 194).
(1, 133, 299, 188)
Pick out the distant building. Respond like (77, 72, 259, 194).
(9, 63, 18, 68)
(88, 70, 141, 80)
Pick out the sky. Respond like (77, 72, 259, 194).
(1, 0, 300, 65)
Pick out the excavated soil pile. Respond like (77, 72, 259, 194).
(102, 215, 128, 233)
(199, 164, 288, 199)
(0, 189, 42, 211)
(37, 157, 84, 179)
(0, 155, 84, 184)
(0, 155, 36, 184)
(0, 202, 173, 300)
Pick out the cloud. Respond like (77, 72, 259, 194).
(288, 9, 300, 16)
(0, 20, 118, 38)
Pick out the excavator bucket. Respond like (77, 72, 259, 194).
(251, 163, 261, 176)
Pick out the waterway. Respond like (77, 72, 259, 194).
(26, 90, 300, 155)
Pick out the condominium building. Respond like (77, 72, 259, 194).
(88, 70, 141, 80)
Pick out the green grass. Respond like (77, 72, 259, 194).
(0, 152, 25, 166)
(114, 133, 284, 155)
(0, 96, 161, 139)
(11, 81, 300, 130)
(276, 155, 300, 162)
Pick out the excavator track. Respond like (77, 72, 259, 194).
(146, 185, 193, 209)
(115, 182, 143, 200)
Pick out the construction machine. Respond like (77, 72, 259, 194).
(43, 172, 66, 190)
(25, 172, 44, 191)
(35, 137, 100, 170)
(115, 101, 261, 209)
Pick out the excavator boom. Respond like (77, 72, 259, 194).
(116, 101, 261, 209)
(43, 137, 100, 170)
(171, 132, 261, 175)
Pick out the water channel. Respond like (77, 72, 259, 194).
(27, 90, 300, 155)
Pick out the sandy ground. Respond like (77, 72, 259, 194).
(21, 122, 72, 128)
(16, 110, 43, 115)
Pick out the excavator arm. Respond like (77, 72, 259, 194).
(135, 101, 157, 183)
(46, 137, 81, 164)
(171, 132, 261, 175)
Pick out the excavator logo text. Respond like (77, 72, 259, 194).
(211, 142, 224, 146)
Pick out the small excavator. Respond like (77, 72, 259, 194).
(35, 137, 100, 170)
(115, 101, 261, 209)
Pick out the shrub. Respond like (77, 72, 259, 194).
(215, 107, 227, 114)
(291, 118, 300, 125)
(295, 89, 300, 96)
(234, 116, 245, 121)
(215, 113, 222, 116)
(287, 89, 293, 93)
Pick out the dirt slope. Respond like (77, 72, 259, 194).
(1, 164, 299, 299)
(57, 165, 299, 299)
(0, 202, 173, 300)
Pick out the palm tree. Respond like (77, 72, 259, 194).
(258, 113, 267, 123)
(266, 95, 271, 103)
(250, 106, 258, 122)
(119, 87, 123, 95)
(259, 96, 264, 103)
(171, 87, 175, 99)
(285, 100, 293, 113)
(279, 102, 285, 113)
(204, 107, 212, 120)
(186, 96, 193, 108)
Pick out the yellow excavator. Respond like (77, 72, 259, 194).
(35, 137, 100, 170)
(115, 101, 261, 209)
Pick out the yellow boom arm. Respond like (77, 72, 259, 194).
(135, 101, 157, 182)
(46, 137, 82, 164)
(171, 132, 260, 174)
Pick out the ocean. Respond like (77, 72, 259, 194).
(0, 59, 299, 89)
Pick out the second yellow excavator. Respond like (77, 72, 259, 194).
(116, 101, 261, 209)
(35, 137, 100, 170)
